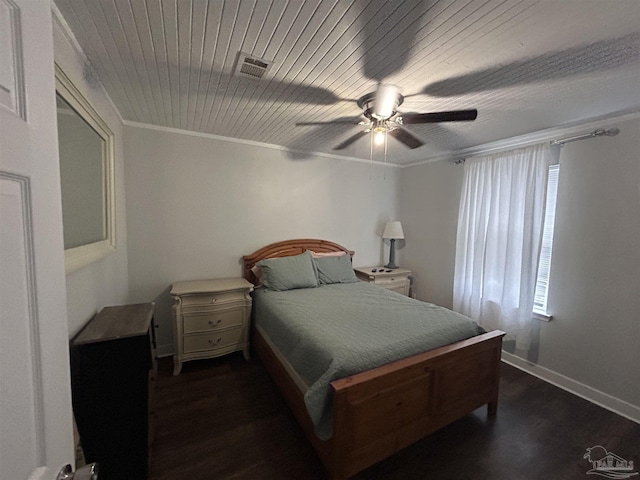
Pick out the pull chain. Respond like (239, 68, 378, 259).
(383, 125, 388, 180)
(369, 127, 374, 180)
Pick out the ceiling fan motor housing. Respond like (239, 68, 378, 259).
(357, 84, 405, 121)
(373, 84, 401, 119)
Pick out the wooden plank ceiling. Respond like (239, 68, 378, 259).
(54, 0, 640, 165)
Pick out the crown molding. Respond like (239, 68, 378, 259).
(122, 120, 402, 168)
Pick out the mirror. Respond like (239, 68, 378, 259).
(55, 64, 115, 273)
(57, 93, 106, 249)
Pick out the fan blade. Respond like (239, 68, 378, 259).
(389, 127, 424, 149)
(296, 116, 362, 127)
(334, 131, 368, 150)
(297, 121, 361, 127)
(400, 110, 478, 124)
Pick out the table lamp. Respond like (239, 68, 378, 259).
(382, 221, 404, 269)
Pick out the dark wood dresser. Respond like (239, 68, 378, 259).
(71, 303, 157, 480)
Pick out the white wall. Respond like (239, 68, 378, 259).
(53, 18, 129, 337)
(401, 114, 640, 415)
(400, 160, 463, 309)
(124, 125, 401, 354)
(539, 115, 640, 409)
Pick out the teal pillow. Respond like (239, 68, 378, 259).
(313, 254, 358, 284)
(257, 251, 318, 291)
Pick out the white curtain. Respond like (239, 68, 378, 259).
(453, 143, 551, 350)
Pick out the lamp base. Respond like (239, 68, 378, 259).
(385, 238, 399, 270)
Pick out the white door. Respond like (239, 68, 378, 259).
(0, 1, 74, 479)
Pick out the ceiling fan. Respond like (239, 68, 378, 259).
(297, 84, 477, 151)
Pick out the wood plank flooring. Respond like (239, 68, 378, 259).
(149, 353, 639, 480)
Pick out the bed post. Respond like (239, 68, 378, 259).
(329, 390, 349, 480)
(487, 336, 503, 418)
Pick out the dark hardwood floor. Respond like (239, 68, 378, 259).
(149, 353, 639, 480)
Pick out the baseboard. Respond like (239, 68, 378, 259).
(501, 351, 640, 424)
(156, 343, 174, 358)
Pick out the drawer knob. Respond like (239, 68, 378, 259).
(208, 319, 222, 327)
(209, 338, 222, 345)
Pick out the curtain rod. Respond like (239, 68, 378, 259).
(550, 128, 620, 146)
(453, 126, 622, 165)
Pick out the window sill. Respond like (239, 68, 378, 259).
(532, 311, 553, 322)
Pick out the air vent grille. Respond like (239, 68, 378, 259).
(236, 53, 272, 79)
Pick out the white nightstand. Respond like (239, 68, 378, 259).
(354, 267, 412, 296)
(170, 278, 253, 375)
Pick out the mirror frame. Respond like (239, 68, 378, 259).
(55, 64, 116, 273)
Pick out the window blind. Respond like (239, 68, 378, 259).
(534, 164, 559, 314)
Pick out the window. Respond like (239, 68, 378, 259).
(533, 164, 559, 317)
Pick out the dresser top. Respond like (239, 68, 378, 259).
(73, 302, 155, 345)
(171, 277, 254, 296)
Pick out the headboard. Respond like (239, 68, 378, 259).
(242, 239, 355, 285)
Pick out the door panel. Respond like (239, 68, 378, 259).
(0, 1, 74, 478)
(0, 174, 43, 480)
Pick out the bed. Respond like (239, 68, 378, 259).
(243, 239, 505, 479)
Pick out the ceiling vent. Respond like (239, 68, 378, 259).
(235, 52, 272, 80)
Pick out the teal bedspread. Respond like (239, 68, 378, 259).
(253, 281, 484, 440)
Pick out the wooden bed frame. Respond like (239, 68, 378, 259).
(243, 239, 505, 479)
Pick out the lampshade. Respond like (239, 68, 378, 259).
(382, 221, 404, 240)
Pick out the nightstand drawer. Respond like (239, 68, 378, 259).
(387, 283, 410, 296)
(183, 327, 244, 354)
(180, 290, 246, 307)
(182, 308, 243, 334)
(373, 276, 408, 287)
(375, 278, 410, 296)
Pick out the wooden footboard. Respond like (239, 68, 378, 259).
(253, 326, 505, 479)
(329, 330, 504, 479)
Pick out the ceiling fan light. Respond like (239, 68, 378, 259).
(374, 129, 386, 145)
(373, 84, 398, 120)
